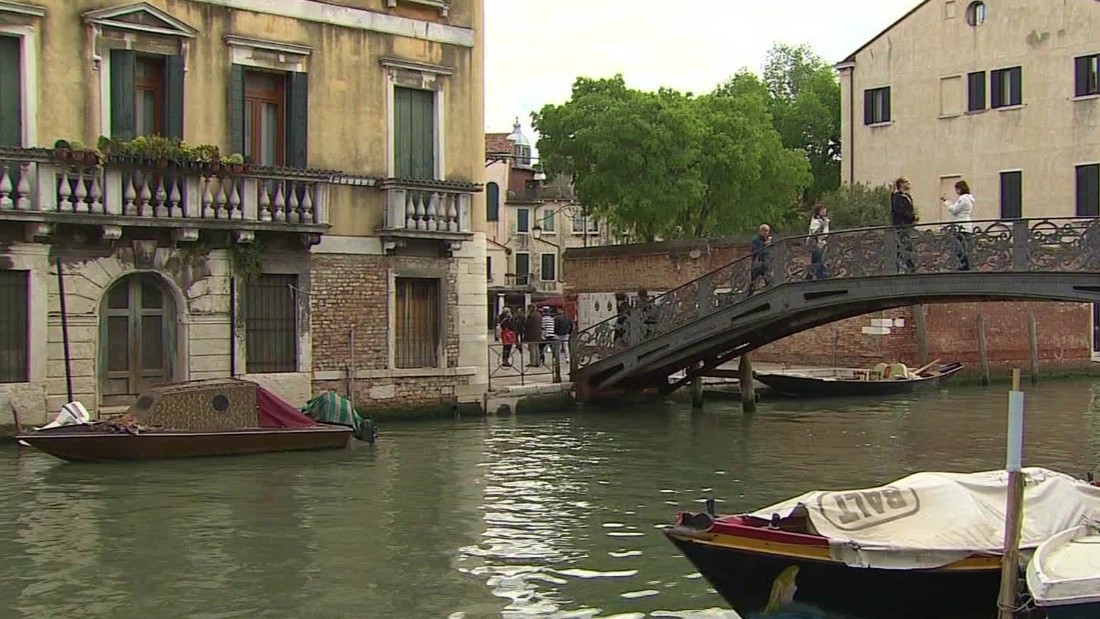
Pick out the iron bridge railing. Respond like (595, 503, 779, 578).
(570, 217, 1100, 373)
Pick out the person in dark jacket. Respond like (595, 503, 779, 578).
(749, 224, 773, 293)
(891, 177, 918, 273)
(523, 304, 544, 367)
(553, 308, 573, 362)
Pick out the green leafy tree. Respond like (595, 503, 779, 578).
(533, 75, 810, 240)
(818, 182, 892, 230)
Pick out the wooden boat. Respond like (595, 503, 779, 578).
(17, 379, 354, 462)
(1027, 524, 1100, 618)
(663, 468, 1100, 619)
(753, 360, 964, 398)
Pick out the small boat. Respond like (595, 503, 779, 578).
(753, 360, 964, 398)
(17, 378, 359, 462)
(663, 468, 1100, 619)
(1027, 524, 1100, 618)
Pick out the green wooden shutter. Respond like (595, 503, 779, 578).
(229, 64, 245, 157)
(999, 171, 1022, 220)
(394, 86, 435, 179)
(0, 36, 21, 147)
(486, 182, 499, 221)
(1009, 67, 1022, 106)
(110, 50, 136, 140)
(164, 54, 185, 140)
(286, 72, 308, 169)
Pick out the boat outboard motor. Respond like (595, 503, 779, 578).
(705, 498, 716, 516)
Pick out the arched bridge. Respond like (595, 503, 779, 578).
(570, 217, 1100, 400)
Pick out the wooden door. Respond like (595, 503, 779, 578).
(102, 274, 174, 405)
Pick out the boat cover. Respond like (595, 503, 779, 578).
(301, 391, 378, 443)
(749, 467, 1100, 569)
(257, 387, 320, 429)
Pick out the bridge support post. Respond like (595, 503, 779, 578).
(690, 362, 704, 409)
(739, 355, 757, 413)
(1028, 312, 1040, 385)
(978, 314, 991, 386)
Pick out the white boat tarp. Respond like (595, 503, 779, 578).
(749, 467, 1100, 570)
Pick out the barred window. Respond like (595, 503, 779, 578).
(245, 274, 298, 373)
(395, 277, 441, 368)
(0, 270, 28, 383)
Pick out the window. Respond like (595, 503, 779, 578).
(968, 71, 986, 112)
(393, 86, 435, 180)
(1077, 164, 1100, 217)
(1075, 54, 1100, 98)
(395, 277, 441, 368)
(0, 35, 22, 147)
(541, 209, 555, 233)
(230, 66, 308, 168)
(540, 253, 557, 282)
(0, 270, 28, 383)
(991, 67, 1022, 108)
(940, 76, 963, 116)
(486, 182, 500, 221)
(110, 50, 184, 140)
(486, 256, 493, 281)
(944, 0, 957, 19)
(514, 253, 530, 285)
(244, 274, 298, 373)
(966, 1, 985, 26)
(516, 208, 530, 233)
(571, 210, 599, 234)
(1000, 171, 1022, 219)
(863, 87, 891, 125)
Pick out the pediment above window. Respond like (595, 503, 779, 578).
(0, 1, 46, 18)
(83, 2, 197, 38)
(385, 0, 450, 18)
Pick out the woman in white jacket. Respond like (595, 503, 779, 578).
(941, 180, 975, 271)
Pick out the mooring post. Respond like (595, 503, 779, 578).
(997, 369, 1026, 619)
(1027, 312, 1039, 385)
(739, 354, 757, 413)
(978, 314, 991, 386)
(690, 362, 704, 409)
(914, 304, 929, 366)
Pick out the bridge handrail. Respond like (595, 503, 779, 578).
(571, 216, 1100, 373)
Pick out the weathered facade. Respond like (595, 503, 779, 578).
(838, 0, 1100, 221)
(0, 0, 487, 428)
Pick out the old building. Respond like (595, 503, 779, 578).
(0, 0, 487, 427)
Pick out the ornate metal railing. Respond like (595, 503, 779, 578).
(571, 217, 1100, 372)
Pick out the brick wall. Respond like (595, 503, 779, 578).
(563, 237, 752, 295)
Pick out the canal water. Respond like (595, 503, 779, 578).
(3, 380, 1100, 619)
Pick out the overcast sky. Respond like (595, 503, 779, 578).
(484, 0, 919, 141)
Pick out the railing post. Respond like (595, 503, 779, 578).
(1012, 219, 1029, 271)
(240, 178, 259, 221)
(458, 192, 472, 232)
(386, 187, 407, 229)
(35, 162, 57, 212)
(769, 240, 789, 286)
(883, 227, 900, 275)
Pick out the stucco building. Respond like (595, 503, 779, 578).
(0, 0, 487, 426)
(838, 0, 1100, 222)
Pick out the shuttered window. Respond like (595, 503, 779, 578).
(245, 274, 298, 374)
(514, 253, 530, 285)
(110, 51, 184, 140)
(486, 182, 500, 221)
(1076, 55, 1100, 98)
(229, 66, 308, 168)
(395, 278, 441, 369)
(999, 171, 1022, 220)
(0, 270, 28, 383)
(0, 35, 22, 147)
(967, 71, 986, 112)
(1077, 164, 1100, 217)
(540, 253, 556, 281)
(516, 208, 530, 233)
(991, 67, 1022, 108)
(393, 87, 435, 180)
(863, 87, 891, 125)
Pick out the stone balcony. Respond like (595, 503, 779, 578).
(0, 147, 341, 245)
(378, 177, 480, 254)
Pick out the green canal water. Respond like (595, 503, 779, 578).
(3, 380, 1100, 619)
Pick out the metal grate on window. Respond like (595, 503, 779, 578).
(395, 278, 441, 369)
(0, 270, 28, 383)
(244, 274, 298, 373)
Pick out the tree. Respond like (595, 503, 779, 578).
(533, 75, 810, 240)
(819, 182, 892, 230)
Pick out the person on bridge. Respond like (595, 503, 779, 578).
(750, 224, 773, 293)
(942, 180, 976, 271)
(806, 204, 830, 280)
(891, 178, 918, 273)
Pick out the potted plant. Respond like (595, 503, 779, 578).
(53, 139, 73, 162)
(223, 153, 245, 174)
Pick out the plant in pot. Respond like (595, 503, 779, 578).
(223, 153, 245, 174)
(189, 144, 221, 173)
(53, 139, 73, 162)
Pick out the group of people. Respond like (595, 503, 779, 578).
(494, 305, 574, 368)
(748, 176, 978, 290)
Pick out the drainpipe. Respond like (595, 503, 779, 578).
(837, 61, 856, 186)
(229, 275, 237, 377)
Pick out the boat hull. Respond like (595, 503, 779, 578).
(754, 362, 965, 398)
(665, 528, 1001, 619)
(16, 425, 353, 462)
(1045, 603, 1100, 619)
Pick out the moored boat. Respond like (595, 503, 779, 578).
(663, 468, 1100, 619)
(753, 360, 964, 398)
(1027, 524, 1100, 619)
(17, 378, 360, 462)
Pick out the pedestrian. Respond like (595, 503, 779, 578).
(636, 289, 658, 339)
(806, 204, 830, 280)
(497, 307, 516, 367)
(523, 304, 543, 367)
(540, 306, 555, 364)
(942, 180, 976, 271)
(749, 224, 773, 294)
(553, 307, 573, 362)
(891, 178, 918, 273)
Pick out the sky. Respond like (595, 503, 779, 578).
(484, 0, 920, 143)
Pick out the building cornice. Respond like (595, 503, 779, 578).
(191, 0, 475, 48)
(225, 35, 312, 57)
(0, 1, 46, 17)
(380, 56, 454, 76)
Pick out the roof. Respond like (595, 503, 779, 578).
(485, 133, 511, 155)
(840, 0, 930, 64)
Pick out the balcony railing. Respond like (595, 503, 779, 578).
(0, 148, 334, 236)
(379, 178, 478, 251)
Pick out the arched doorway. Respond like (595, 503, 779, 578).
(100, 273, 177, 405)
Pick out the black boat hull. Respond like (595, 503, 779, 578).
(666, 532, 1001, 619)
(1044, 603, 1100, 619)
(754, 362, 965, 398)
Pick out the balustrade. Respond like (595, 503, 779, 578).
(381, 181, 474, 234)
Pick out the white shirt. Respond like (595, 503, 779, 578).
(808, 216, 829, 247)
(943, 193, 976, 232)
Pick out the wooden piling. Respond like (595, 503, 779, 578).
(914, 304, 929, 366)
(690, 362, 704, 409)
(997, 369, 1026, 619)
(978, 314, 991, 386)
(739, 355, 756, 413)
(1027, 312, 1039, 384)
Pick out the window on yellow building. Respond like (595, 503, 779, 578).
(110, 50, 184, 141)
(395, 277, 442, 369)
(0, 35, 22, 147)
(967, 71, 986, 112)
(863, 87, 891, 125)
(0, 270, 28, 383)
(991, 67, 1022, 108)
(999, 171, 1022, 220)
(229, 66, 308, 168)
(393, 86, 436, 180)
(1078, 164, 1100, 217)
(1076, 54, 1100, 98)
